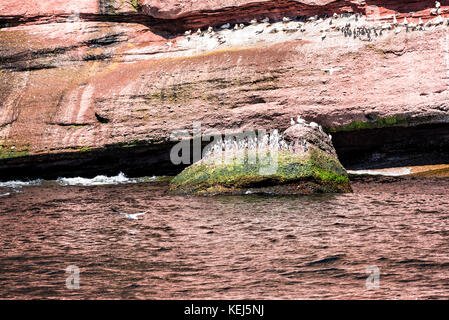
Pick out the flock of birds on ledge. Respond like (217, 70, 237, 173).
(180, 1, 446, 44)
(202, 115, 332, 161)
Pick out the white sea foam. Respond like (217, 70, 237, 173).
(56, 172, 137, 186)
(0, 179, 43, 188)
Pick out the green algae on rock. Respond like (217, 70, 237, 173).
(169, 124, 352, 195)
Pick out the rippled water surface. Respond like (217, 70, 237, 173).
(1, 176, 449, 299)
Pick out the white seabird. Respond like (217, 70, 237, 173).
(297, 116, 306, 125)
(436, 1, 441, 9)
(418, 18, 424, 26)
(184, 30, 192, 36)
(310, 122, 319, 128)
(283, 17, 292, 23)
(321, 67, 342, 75)
(291, 118, 296, 126)
(197, 28, 202, 35)
(220, 23, 230, 29)
(250, 19, 258, 25)
(393, 15, 398, 26)
(207, 26, 214, 33)
(402, 17, 408, 26)
(112, 208, 149, 220)
(262, 17, 270, 23)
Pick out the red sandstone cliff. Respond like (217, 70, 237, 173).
(1, 0, 449, 177)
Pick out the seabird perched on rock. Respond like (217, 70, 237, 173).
(220, 23, 230, 29)
(283, 17, 292, 23)
(197, 28, 203, 36)
(234, 24, 239, 30)
(310, 122, 319, 128)
(250, 19, 258, 25)
(308, 15, 318, 22)
(207, 26, 214, 33)
(333, 12, 338, 19)
(261, 17, 270, 23)
(436, 1, 441, 9)
(402, 17, 408, 26)
(217, 35, 226, 44)
(184, 30, 192, 36)
(297, 115, 306, 124)
(290, 118, 296, 126)
(239, 23, 245, 29)
(393, 15, 398, 26)
(418, 18, 424, 26)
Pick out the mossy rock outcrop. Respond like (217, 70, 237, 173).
(169, 124, 352, 195)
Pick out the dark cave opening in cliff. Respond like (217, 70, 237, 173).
(332, 123, 449, 170)
(0, 123, 449, 181)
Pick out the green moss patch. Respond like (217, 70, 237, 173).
(327, 115, 409, 133)
(169, 147, 351, 195)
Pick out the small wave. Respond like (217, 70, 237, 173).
(348, 168, 411, 177)
(56, 173, 161, 186)
(305, 254, 346, 267)
(0, 179, 42, 189)
(56, 172, 138, 186)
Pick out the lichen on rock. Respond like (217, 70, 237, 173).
(169, 123, 352, 195)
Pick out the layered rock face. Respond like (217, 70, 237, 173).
(1, 1, 449, 179)
(169, 123, 351, 195)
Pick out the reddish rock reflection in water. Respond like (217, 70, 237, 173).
(0, 177, 449, 299)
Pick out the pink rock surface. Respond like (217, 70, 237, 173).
(0, 0, 99, 16)
(0, 0, 448, 163)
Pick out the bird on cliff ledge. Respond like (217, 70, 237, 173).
(321, 67, 342, 75)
